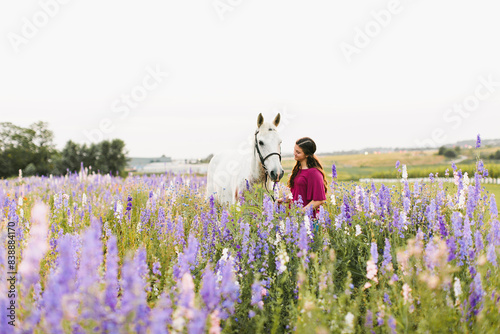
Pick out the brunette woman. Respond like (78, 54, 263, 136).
(277, 137, 327, 219)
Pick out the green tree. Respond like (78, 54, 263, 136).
(0, 121, 58, 178)
(489, 150, 500, 160)
(58, 138, 128, 176)
(444, 149, 457, 158)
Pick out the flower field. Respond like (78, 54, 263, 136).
(1, 152, 500, 333)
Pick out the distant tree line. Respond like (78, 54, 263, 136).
(0, 122, 128, 178)
(489, 150, 500, 160)
(437, 146, 461, 158)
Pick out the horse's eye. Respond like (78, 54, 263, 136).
(259, 141, 264, 146)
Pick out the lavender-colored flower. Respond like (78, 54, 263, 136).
(384, 293, 392, 306)
(105, 235, 119, 311)
(153, 261, 162, 276)
(298, 221, 309, 258)
(200, 265, 220, 311)
(468, 274, 484, 316)
(332, 164, 337, 179)
(365, 310, 373, 329)
(219, 258, 239, 319)
(120, 251, 150, 333)
(487, 244, 497, 266)
(251, 280, 266, 310)
(19, 203, 49, 295)
(395, 161, 400, 169)
(370, 242, 378, 264)
(149, 292, 172, 334)
(388, 316, 397, 334)
(381, 238, 392, 274)
(174, 233, 199, 280)
(41, 234, 77, 334)
(474, 230, 484, 253)
(490, 195, 498, 218)
(476, 134, 481, 148)
(189, 309, 208, 334)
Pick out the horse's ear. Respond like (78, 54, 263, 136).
(257, 113, 264, 127)
(273, 113, 281, 127)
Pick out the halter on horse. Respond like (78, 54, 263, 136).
(254, 129, 281, 202)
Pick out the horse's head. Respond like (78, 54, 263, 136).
(255, 113, 285, 182)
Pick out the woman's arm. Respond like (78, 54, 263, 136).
(302, 200, 326, 212)
(277, 194, 293, 204)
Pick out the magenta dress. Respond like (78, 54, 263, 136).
(290, 167, 327, 218)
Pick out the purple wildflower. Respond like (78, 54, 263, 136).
(174, 233, 199, 280)
(332, 164, 337, 179)
(395, 161, 400, 169)
(381, 238, 392, 274)
(388, 316, 397, 334)
(19, 203, 49, 295)
(476, 134, 481, 148)
(487, 244, 497, 266)
(105, 235, 119, 311)
(153, 261, 162, 276)
(251, 280, 266, 309)
(200, 265, 220, 312)
(490, 195, 498, 218)
(149, 292, 172, 334)
(298, 221, 309, 258)
(189, 309, 208, 334)
(219, 258, 240, 319)
(370, 242, 378, 264)
(468, 274, 484, 316)
(365, 310, 373, 329)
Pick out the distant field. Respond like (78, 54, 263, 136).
(281, 147, 500, 181)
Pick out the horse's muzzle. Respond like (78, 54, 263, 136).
(270, 169, 284, 182)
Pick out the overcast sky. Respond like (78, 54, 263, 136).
(1, 0, 499, 159)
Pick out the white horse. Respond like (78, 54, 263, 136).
(206, 113, 284, 205)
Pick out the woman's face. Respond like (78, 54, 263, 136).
(294, 144, 307, 162)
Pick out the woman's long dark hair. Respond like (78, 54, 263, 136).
(287, 137, 328, 194)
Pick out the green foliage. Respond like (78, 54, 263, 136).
(0, 121, 58, 178)
(0, 121, 129, 178)
(489, 150, 500, 160)
(58, 139, 128, 175)
(444, 149, 457, 158)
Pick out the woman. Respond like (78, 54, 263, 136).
(277, 137, 327, 219)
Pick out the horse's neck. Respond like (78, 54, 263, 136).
(250, 146, 267, 185)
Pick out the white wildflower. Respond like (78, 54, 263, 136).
(463, 172, 470, 187)
(342, 312, 355, 334)
(276, 247, 290, 274)
(453, 277, 462, 298)
(402, 164, 408, 180)
(355, 224, 362, 237)
(330, 194, 336, 205)
(304, 215, 313, 240)
(115, 200, 123, 219)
